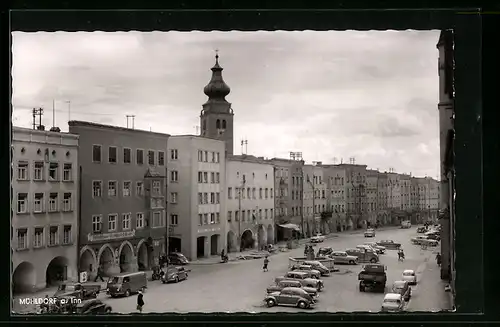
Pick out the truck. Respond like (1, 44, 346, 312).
(289, 257, 335, 273)
(358, 264, 387, 293)
(53, 282, 101, 300)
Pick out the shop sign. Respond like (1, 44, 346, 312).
(197, 227, 221, 234)
(87, 230, 136, 242)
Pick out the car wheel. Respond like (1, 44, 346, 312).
(105, 307, 112, 314)
(370, 258, 377, 263)
(125, 290, 130, 297)
(266, 299, 276, 307)
(175, 277, 179, 283)
(161, 280, 166, 284)
(359, 285, 365, 292)
(141, 287, 146, 293)
(349, 260, 355, 265)
(297, 301, 307, 309)
(185, 274, 188, 280)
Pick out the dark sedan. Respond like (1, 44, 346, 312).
(74, 299, 112, 314)
(264, 287, 315, 309)
(168, 253, 189, 265)
(376, 240, 401, 250)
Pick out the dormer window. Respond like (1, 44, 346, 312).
(216, 119, 221, 129)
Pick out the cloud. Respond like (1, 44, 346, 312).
(11, 30, 441, 177)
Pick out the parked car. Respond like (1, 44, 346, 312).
(330, 251, 358, 265)
(291, 265, 321, 279)
(381, 293, 405, 312)
(402, 269, 417, 285)
(107, 272, 147, 297)
(275, 271, 324, 291)
(264, 287, 315, 309)
(363, 242, 386, 254)
(391, 280, 412, 301)
(401, 220, 411, 229)
(416, 226, 427, 233)
(425, 231, 441, 241)
(168, 253, 190, 265)
(53, 282, 100, 300)
(316, 247, 334, 257)
(74, 299, 112, 314)
(161, 266, 188, 284)
(356, 244, 378, 254)
(364, 229, 376, 237)
(411, 236, 439, 247)
(346, 248, 379, 263)
(266, 280, 319, 298)
(310, 234, 326, 243)
(303, 260, 331, 276)
(376, 240, 402, 250)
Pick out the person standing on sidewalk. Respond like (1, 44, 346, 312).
(263, 256, 269, 272)
(137, 290, 145, 313)
(94, 265, 105, 282)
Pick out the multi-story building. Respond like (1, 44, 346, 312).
(339, 164, 368, 229)
(323, 165, 346, 231)
(375, 172, 389, 225)
(386, 172, 402, 224)
(366, 170, 379, 227)
(225, 155, 274, 252)
(167, 135, 226, 260)
(400, 174, 411, 211)
(68, 121, 170, 278)
(303, 163, 327, 236)
(12, 126, 79, 293)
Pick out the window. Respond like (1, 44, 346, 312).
(235, 211, 239, 221)
(153, 181, 161, 195)
(34, 193, 44, 213)
(63, 225, 72, 244)
(252, 188, 256, 199)
(203, 172, 208, 183)
(259, 209, 262, 219)
(63, 193, 72, 211)
(92, 145, 102, 163)
(203, 193, 208, 204)
(148, 150, 155, 165)
(92, 215, 102, 233)
(242, 211, 246, 221)
(241, 188, 245, 199)
(93, 181, 102, 198)
(34, 162, 44, 181)
(157, 151, 165, 166)
(63, 163, 72, 181)
(170, 214, 178, 226)
(49, 163, 59, 181)
(210, 213, 215, 224)
(198, 193, 203, 204)
(107, 214, 117, 231)
(216, 152, 220, 163)
(153, 211, 162, 227)
(170, 171, 178, 182)
(198, 214, 203, 226)
(216, 172, 220, 183)
(210, 192, 215, 204)
(17, 229, 28, 250)
(198, 172, 203, 183)
(48, 226, 59, 246)
(49, 193, 58, 212)
(204, 151, 208, 162)
(123, 148, 131, 164)
(265, 209, 268, 219)
(227, 211, 232, 222)
(136, 181, 144, 196)
(265, 188, 268, 198)
(108, 181, 117, 197)
(108, 146, 117, 163)
(198, 150, 203, 162)
(211, 172, 215, 183)
(247, 188, 251, 198)
(123, 181, 131, 197)
(228, 187, 232, 199)
(270, 209, 273, 218)
(136, 149, 144, 164)
(216, 193, 220, 204)
(270, 188, 273, 198)
(136, 213, 144, 228)
(171, 192, 178, 204)
(170, 149, 178, 160)
(203, 214, 208, 224)
(34, 227, 44, 248)
(122, 213, 131, 230)
(216, 213, 220, 223)
(259, 188, 263, 199)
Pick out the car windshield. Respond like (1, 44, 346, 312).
(110, 277, 121, 283)
(384, 299, 400, 304)
(403, 272, 414, 276)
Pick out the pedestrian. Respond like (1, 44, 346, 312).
(137, 290, 145, 313)
(436, 253, 442, 267)
(94, 265, 105, 282)
(263, 256, 269, 272)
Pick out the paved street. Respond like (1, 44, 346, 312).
(96, 226, 452, 313)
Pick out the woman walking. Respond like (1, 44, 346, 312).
(137, 290, 145, 313)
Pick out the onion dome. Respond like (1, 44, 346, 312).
(203, 53, 231, 100)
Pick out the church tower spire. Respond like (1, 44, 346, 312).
(200, 51, 234, 156)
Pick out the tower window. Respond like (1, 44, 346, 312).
(222, 120, 226, 129)
(216, 119, 221, 129)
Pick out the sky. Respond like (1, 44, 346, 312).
(11, 30, 441, 178)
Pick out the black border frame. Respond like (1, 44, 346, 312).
(4, 4, 494, 325)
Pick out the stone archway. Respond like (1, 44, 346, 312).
(267, 224, 274, 245)
(97, 244, 115, 276)
(240, 229, 254, 250)
(226, 230, 236, 252)
(257, 225, 266, 250)
(12, 262, 36, 294)
(197, 236, 206, 258)
(79, 246, 97, 275)
(210, 234, 220, 255)
(46, 256, 69, 286)
(137, 239, 153, 271)
(118, 241, 134, 273)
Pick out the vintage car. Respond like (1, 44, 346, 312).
(316, 247, 334, 257)
(266, 279, 319, 298)
(363, 242, 386, 254)
(264, 287, 315, 309)
(53, 282, 100, 300)
(346, 248, 379, 263)
(291, 264, 322, 279)
(167, 253, 190, 265)
(303, 260, 331, 275)
(411, 236, 439, 247)
(391, 280, 412, 301)
(275, 271, 324, 291)
(416, 226, 428, 233)
(364, 229, 376, 238)
(329, 251, 359, 265)
(402, 270, 417, 285)
(356, 244, 378, 254)
(425, 231, 441, 241)
(376, 240, 402, 250)
(161, 266, 188, 284)
(310, 234, 326, 243)
(401, 221, 412, 229)
(74, 299, 112, 315)
(381, 293, 405, 312)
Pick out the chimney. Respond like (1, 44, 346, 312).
(37, 125, 45, 131)
(50, 127, 61, 132)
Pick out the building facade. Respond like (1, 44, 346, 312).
(12, 126, 79, 293)
(68, 121, 170, 278)
(376, 172, 389, 225)
(225, 155, 274, 252)
(340, 164, 368, 229)
(167, 135, 226, 261)
(303, 163, 328, 235)
(366, 170, 379, 227)
(323, 165, 347, 231)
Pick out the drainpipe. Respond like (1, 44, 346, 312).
(77, 165, 82, 282)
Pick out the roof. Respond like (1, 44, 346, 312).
(384, 293, 402, 300)
(68, 120, 171, 138)
(403, 270, 415, 274)
(393, 280, 407, 286)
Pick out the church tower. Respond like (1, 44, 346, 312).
(200, 52, 234, 156)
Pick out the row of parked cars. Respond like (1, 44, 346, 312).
(411, 225, 441, 247)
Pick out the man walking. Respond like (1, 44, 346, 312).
(263, 256, 269, 272)
(94, 265, 105, 282)
(137, 290, 145, 313)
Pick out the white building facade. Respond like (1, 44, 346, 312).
(12, 127, 79, 293)
(226, 155, 275, 252)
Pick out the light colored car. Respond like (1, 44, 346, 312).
(264, 287, 315, 309)
(275, 271, 324, 291)
(330, 251, 358, 265)
(364, 242, 386, 254)
(402, 269, 417, 285)
(266, 280, 319, 298)
(411, 236, 439, 247)
(357, 244, 378, 254)
(310, 234, 326, 243)
(381, 293, 405, 312)
(291, 265, 321, 279)
(364, 229, 376, 237)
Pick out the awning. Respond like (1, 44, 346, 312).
(278, 223, 301, 232)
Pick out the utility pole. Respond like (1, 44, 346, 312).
(65, 100, 71, 122)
